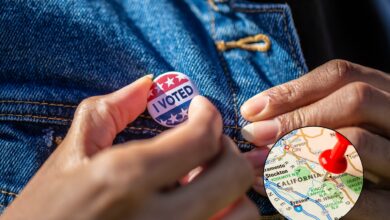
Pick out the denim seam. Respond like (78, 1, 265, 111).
(209, 0, 230, 12)
(0, 112, 248, 132)
(0, 115, 252, 144)
(0, 100, 77, 108)
(214, 0, 229, 3)
(233, 137, 251, 145)
(139, 114, 152, 119)
(208, 0, 219, 11)
(209, 3, 217, 39)
(230, 6, 305, 73)
(126, 126, 250, 145)
(125, 126, 164, 133)
(208, 3, 275, 146)
(217, 56, 239, 130)
(0, 114, 72, 122)
(0, 100, 153, 120)
(0, 189, 17, 197)
(125, 126, 251, 144)
(224, 124, 240, 129)
(0, 111, 235, 129)
(0, 114, 162, 132)
(207, 3, 240, 143)
(0, 105, 251, 144)
(232, 8, 285, 13)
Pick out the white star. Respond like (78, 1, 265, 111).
(148, 90, 154, 98)
(168, 113, 178, 123)
(175, 74, 186, 82)
(158, 82, 164, 90)
(154, 83, 163, 93)
(159, 119, 167, 126)
(179, 108, 188, 119)
(165, 77, 175, 87)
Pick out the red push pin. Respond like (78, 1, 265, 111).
(319, 133, 350, 181)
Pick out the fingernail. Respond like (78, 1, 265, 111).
(245, 148, 269, 168)
(145, 73, 154, 79)
(241, 119, 279, 145)
(241, 95, 268, 118)
(189, 95, 203, 110)
(180, 166, 203, 184)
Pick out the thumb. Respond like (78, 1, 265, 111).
(58, 75, 153, 165)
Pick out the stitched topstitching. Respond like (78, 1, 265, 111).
(0, 189, 17, 197)
(231, 6, 304, 73)
(208, 3, 240, 139)
(0, 100, 77, 108)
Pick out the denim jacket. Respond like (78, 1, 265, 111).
(0, 0, 307, 216)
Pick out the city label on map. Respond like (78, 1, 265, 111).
(263, 127, 363, 220)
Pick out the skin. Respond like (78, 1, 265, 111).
(241, 59, 390, 220)
(2, 59, 387, 219)
(1, 76, 261, 220)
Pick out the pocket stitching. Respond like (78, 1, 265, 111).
(208, 3, 241, 140)
(0, 101, 252, 144)
(230, 5, 306, 73)
(0, 113, 72, 122)
(0, 189, 17, 197)
(0, 100, 77, 108)
(0, 99, 153, 120)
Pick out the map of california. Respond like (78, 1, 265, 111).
(264, 127, 363, 220)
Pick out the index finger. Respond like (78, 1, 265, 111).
(241, 60, 390, 122)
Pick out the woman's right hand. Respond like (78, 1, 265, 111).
(1, 76, 258, 220)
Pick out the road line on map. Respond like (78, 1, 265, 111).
(346, 155, 363, 173)
(287, 143, 362, 178)
(329, 179, 356, 205)
(266, 179, 332, 220)
(299, 128, 325, 138)
(299, 134, 317, 155)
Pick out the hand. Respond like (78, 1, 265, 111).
(240, 60, 390, 219)
(1, 76, 258, 220)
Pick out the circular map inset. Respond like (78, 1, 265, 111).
(264, 127, 363, 220)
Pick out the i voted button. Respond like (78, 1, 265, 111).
(147, 72, 199, 127)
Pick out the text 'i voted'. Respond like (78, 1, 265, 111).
(147, 72, 199, 127)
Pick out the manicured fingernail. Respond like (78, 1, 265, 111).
(241, 95, 268, 118)
(245, 148, 269, 168)
(241, 119, 279, 145)
(180, 166, 203, 185)
(145, 73, 154, 79)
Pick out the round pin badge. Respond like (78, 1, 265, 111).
(147, 72, 199, 127)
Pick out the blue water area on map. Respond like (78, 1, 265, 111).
(294, 205, 303, 212)
(265, 178, 332, 220)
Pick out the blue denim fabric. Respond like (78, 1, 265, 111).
(0, 0, 307, 215)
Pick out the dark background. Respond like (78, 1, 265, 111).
(249, 0, 390, 72)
